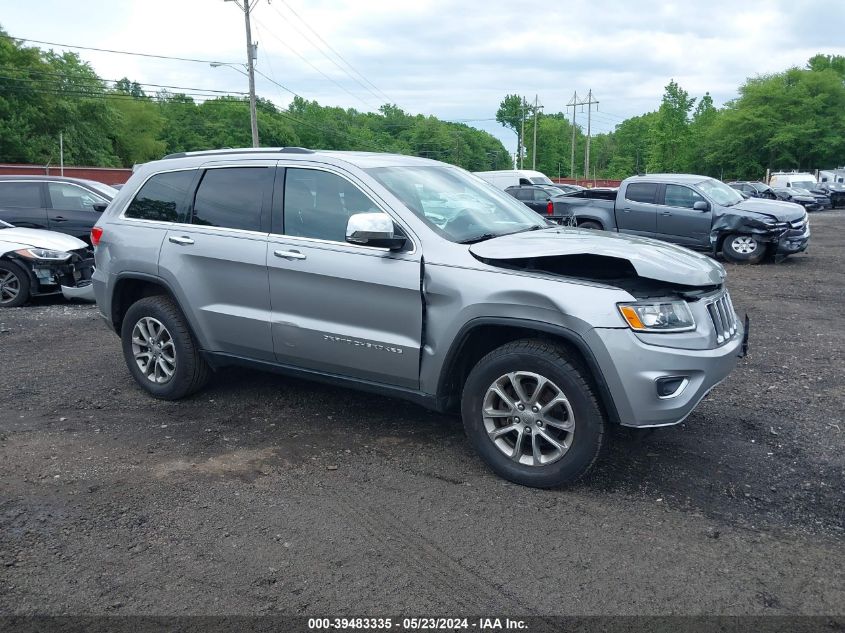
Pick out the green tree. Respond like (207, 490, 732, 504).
(647, 80, 696, 172)
(806, 54, 845, 79)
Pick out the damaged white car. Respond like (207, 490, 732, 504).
(0, 219, 95, 307)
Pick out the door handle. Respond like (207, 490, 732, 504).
(168, 235, 194, 245)
(274, 249, 306, 260)
(621, 207, 632, 212)
(52, 216, 68, 222)
(662, 211, 672, 216)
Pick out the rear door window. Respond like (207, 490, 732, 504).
(532, 189, 551, 201)
(624, 182, 658, 204)
(514, 188, 533, 201)
(0, 182, 42, 207)
(126, 170, 196, 223)
(192, 167, 272, 232)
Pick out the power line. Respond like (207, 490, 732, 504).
(264, 0, 389, 106)
(0, 70, 248, 96)
(0, 83, 251, 104)
(272, 0, 394, 105)
(253, 15, 381, 111)
(0, 32, 239, 66)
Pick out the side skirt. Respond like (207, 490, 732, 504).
(201, 351, 443, 413)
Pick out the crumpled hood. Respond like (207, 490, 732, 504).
(0, 227, 87, 252)
(732, 198, 806, 221)
(470, 228, 726, 287)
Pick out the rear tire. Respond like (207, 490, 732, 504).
(578, 220, 603, 230)
(0, 260, 31, 308)
(461, 339, 606, 488)
(121, 295, 210, 400)
(721, 233, 765, 264)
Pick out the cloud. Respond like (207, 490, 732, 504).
(2, 0, 843, 152)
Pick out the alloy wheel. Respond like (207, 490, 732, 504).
(482, 371, 575, 466)
(0, 270, 21, 305)
(131, 317, 177, 384)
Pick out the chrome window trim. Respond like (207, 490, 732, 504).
(114, 162, 419, 254)
(276, 162, 419, 255)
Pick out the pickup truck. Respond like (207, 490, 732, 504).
(559, 174, 810, 264)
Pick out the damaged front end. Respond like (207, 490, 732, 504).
(11, 247, 95, 301)
(711, 206, 810, 259)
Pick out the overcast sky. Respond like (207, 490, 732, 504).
(2, 0, 843, 153)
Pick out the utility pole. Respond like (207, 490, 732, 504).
(582, 89, 598, 179)
(59, 132, 64, 176)
(520, 97, 526, 169)
(567, 91, 578, 179)
(226, 0, 259, 147)
(532, 94, 541, 171)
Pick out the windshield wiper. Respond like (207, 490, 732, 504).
(457, 225, 543, 244)
(458, 233, 498, 244)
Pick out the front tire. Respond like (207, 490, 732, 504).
(721, 233, 765, 264)
(461, 339, 606, 488)
(120, 295, 210, 400)
(0, 260, 31, 308)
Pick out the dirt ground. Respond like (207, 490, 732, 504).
(1, 211, 843, 617)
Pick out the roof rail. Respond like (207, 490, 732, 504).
(162, 147, 315, 160)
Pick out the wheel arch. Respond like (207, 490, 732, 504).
(111, 273, 195, 338)
(435, 317, 621, 425)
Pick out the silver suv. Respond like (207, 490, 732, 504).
(92, 148, 747, 488)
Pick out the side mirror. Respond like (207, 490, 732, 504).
(693, 200, 710, 211)
(93, 203, 108, 212)
(346, 213, 406, 250)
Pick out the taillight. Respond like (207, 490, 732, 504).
(547, 201, 554, 215)
(91, 227, 103, 246)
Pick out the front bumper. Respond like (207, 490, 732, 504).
(775, 221, 810, 255)
(26, 252, 95, 301)
(586, 320, 745, 428)
(61, 279, 95, 301)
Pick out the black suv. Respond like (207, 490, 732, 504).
(728, 181, 777, 200)
(504, 185, 575, 224)
(0, 176, 117, 242)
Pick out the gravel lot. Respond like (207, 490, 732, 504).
(1, 211, 843, 616)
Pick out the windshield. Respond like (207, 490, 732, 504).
(697, 178, 744, 206)
(541, 185, 570, 196)
(80, 180, 118, 200)
(792, 181, 816, 191)
(529, 176, 553, 185)
(366, 166, 547, 243)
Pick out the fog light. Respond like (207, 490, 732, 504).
(656, 376, 688, 399)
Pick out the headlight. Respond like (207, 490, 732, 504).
(14, 248, 72, 262)
(618, 301, 695, 332)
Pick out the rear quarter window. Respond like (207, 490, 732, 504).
(125, 170, 196, 223)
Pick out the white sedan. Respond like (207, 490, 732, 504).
(0, 219, 95, 307)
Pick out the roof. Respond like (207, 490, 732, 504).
(156, 147, 441, 170)
(628, 173, 712, 184)
(0, 174, 105, 184)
